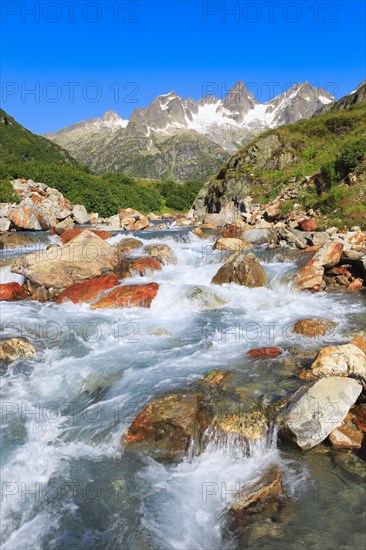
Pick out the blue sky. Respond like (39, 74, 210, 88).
(1, 0, 365, 133)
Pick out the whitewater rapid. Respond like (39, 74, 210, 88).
(1, 228, 365, 549)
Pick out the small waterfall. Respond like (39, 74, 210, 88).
(201, 421, 279, 460)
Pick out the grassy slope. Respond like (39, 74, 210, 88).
(0, 109, 77, 165)
(208, 103, 366, 228)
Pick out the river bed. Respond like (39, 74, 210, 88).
(1, 227, 365, 549)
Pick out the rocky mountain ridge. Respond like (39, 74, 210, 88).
(45, 81, 334, 182)
(190, 83, 366, 228)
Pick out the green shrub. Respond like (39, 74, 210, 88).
(0, 180, 21, 203)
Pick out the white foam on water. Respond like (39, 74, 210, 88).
(1, 229, 364, 548)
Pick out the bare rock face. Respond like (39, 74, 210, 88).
(123, 392, 210, 460)
(211, 253, 268, 287)
(283, 377, 362, 450)
(11, 230, 123, 289)
(144, 244, 177, 265)
(300, 344, 366, 384)
(0, 337, 35, 362)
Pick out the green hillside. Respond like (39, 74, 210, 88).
(196, 94, 366, 228)
(0, 109, 77, 165)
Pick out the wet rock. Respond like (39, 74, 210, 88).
(151, 327, 171, 336)
(56, 274, 120, 304)
(186, 286, 228, 310)
(300, 344, 366, 384)
(191, 227, 205, 239)
(91, 282, 159, 309)
(0, 282, 28, 301)
(0, 232, 35, 250)
(350, 403, 366, 433)
(116, 238, 143, 252)
(126, 257, 162, 277)
(119, 208, 149, 230)
(293, 259, 324, 292)
(329, 420, 363, 449)
(213, 237, 253, 252)
(247, 347, 282, 358)
(144, 244, 177, 265)
(25, 282, 49, 302)
(228, 465, 284, 532)
(123, 392, 210, 460)
(202, 370, 230, 385)
(211, 253, 268, 287)
(60, 228, 112, 244)
(298, 218, 317, 232)
(349, 335, 366, 354)
(0, 337, 35, 362)
(292, 318, 338, 338)
(283, 377, 362, 449)
(174, 217, 195, 227)
(12, 230, 122, 289)
(72, 204, 89, 224)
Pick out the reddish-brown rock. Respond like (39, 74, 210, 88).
(247, 347, 282, 358)
(293, 259, 324, 291)
(350, 403, 366, 433)
(329, 421, 363, 449)
(349, 335, 366, 355)
(127, 257, 162, 276)
(123, 392, 208, 460)
(0, 282, 28, 301)
(56, 274, 120, 304)
(91, 282, 159, 309)
(60, 228, 112, 244)
(298, 218, 317, 232)
(313, 241, 344, 268)
(347, 278, 364, 291)
(301, 245, 321, 254)
(292, 318, 337, 338)
(119, 208, 149, 231)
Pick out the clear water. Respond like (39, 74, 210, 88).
(1, 228, 365, 549)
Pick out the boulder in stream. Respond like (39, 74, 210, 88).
(283, 376, 362, 450)
(211, 253, 268, 287)
(144, 244, 177, 265)
(292, 318, 338, 338)
(299, 344, 366, 384)
(11, 230, 123, 289)
(123, 392, 210, 460)
(91, 282, 159, 309)
(0, 337, 35, 362)
(0, 282, 28, 301)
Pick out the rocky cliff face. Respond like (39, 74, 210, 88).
(190, 84, 366, 224)
(45, 81, 334, 182)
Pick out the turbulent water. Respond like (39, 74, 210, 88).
(1, 227, 365, 550)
